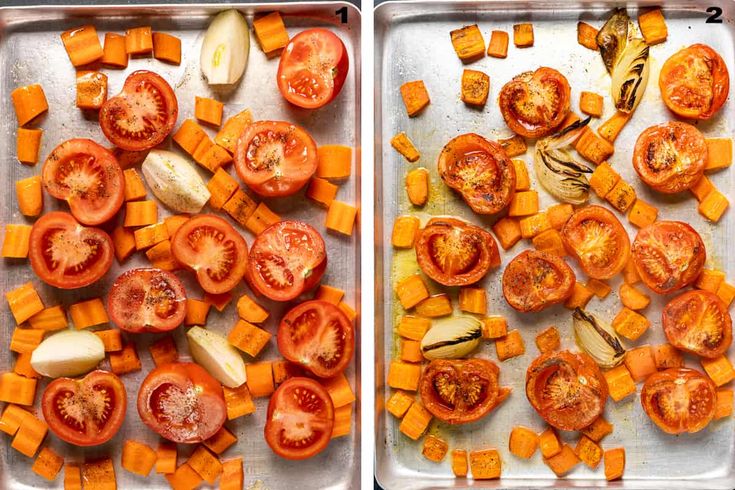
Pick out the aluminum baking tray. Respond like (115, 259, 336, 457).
(0, 3, 361, 489)
(374, 1, 735, 488)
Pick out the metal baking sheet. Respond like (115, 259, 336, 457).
(375, 1, 735, 488)
(0, 3, 360, 489)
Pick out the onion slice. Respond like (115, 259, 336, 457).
(573, 308, 627, 369)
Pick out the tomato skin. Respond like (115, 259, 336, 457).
(561, 205, 630, 280)
(234, 120, 318, 197)
(99, 70, 178, 151)
(171, 214, 248, 295)
(277, 28, 349, 109)
(502, 250, 576, 312)
(107, 268, 187, 333)
(526, 350, 608, 431)
(438, 133, 516, 215)
(419, 358, 510, 425)
(415, 217, 500, 286)
(29, 211, 114, 289)
(42, 370, 126, 446)
(662, 290, 732, 358)
(659, 44, 730, 120)
(499, 67, 571, 138)
(264, 377, 334, 460)
(247, 220, 327, 302)
(641, 368, 717, 434)
(278, 300, 354, 378)
(633, 122, 707, 194)
(42, 139, 124, 225)
(632, 221, 705, 295)
(137, 362, 226, 444)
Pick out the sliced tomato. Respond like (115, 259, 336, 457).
(137, 362, 226, 443)
(437, 133, 516, 214)
(277, 28, 349, 109)
(41, 370, 126, 446)
(99, 70, 178, 151)
(561, 205, 630, 279)
(414, 217, 500, 286)
(662, 290, 732, 358)
(171, 214, 248, 295)
(659, 44, 730, 120)
(234, 120, 318, 197)
(633, 122, 707, 194)
(526, 350, 608, 431)
(502, 250, 576, 312)
(419, 358, 510, 425)
(632, 221, 706, 294)
(42, 139, 124, 225)
(278, 300, 354, 378)
(247, 220, 326, 302)
(499, 67, 571, 138)
(29, 212, 113, 289)
(107, 268, 187, 334)
(264, 377, 334, 460)
(641, 368, 717, 434)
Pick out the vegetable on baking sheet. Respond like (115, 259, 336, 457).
(187, 326, 247, 388)
(610, 38, 649, 113)
(200, 10, 250, 85)
(142, 150, 211, 213)
(596, 8, 633, 74)
(419, 315, 482, 360)
(573, 308, 626, 369)
(30, 330, 105, 378)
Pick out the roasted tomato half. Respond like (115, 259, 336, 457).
(419, 358, 510, 425)
(662, 290, 732, 359)
(502, 250, 576, 312)
(107, 268, 187, 333)
(247, 220, 327, 302)
(42, 370, 126, 446)
(414, 217, 500, 286)
(526, 350, 608, 431)
(42, 139, 124, 225)
(277, 28, 349, 109)
(171, 214, 248, 295)
(437, 133, 515, 215)
(499, 67, 571, 138)
(632, 221, 705, 295)
(137, 362, 226, 444)
(561, 205, 630, 280)
(632, 122, 707, 194)
(99, 70, 178, 151)
(234, 120, 318, 197)
(265, 377, 334, 460)
(278, 300, 354, 378)
(29, 211, 114, 289)
(659, 44, 730, 120)
(641, 368, 717, 434)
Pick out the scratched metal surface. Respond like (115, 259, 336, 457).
(375, 1, 735, 488)
(0, 3, 361, 489)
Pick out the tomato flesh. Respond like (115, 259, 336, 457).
(663, 290, 732, 358)
(502, 250, 576, 312)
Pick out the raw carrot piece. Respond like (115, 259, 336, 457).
(604, 447, 625, 481)
(653, 343, 684, 370)
(204, 292, 232, 312)
(109, 343, 142, 375)
(459, 287, 487, 315)
(156, 441, 177, 474)
(422, 435, 449, 462)
(195, 96, 224, 127)
(188, 445, 222, 484)
(125, 26, 153, 54)
(207, 169, 239, 211)
(386, 390, 414, 418)
(495, 330, 525, 361)
(197, 141, 234, 172)
(220, 458, 244, 490)
(415, 294, 453, 318)
(589, 162, 620, 198)
(317, 145, 352, 179)
(228, 320, 271, 358)
(612, 307, 650, 340)
(619, 283, 650, 310)
(338, 301, 356, 322)
(539, 428, 561, 458)
(492, 217, 522, 250)
(145, 239, 179, 271)
(323, 373, 356, 408)
(452, 449, 469, 477)
(11, 84, 48, 126)
(691, 175, 714, 202)
(149, 336, 179, 366)
(185, 298, 210, 326)
(605, 179, 637, 213)
(715, 389, 733, 419)
(392, 216, 421, 249)
(604, 364, 636, 401)
(10, 327, 45, 354)
(111, 225, 136, 263)
(271, 360, 304, 385)
(82, 458, 117, 489)
(487, 30, 509, 58)
(204, 426, 237, 454)
(520, 212, 552, 239)
(245, 202, 280, 235)
(246, 362, 274, 397)
(705, 138, 732, 171)
(500, 135, 528, 157)
(398, 316, 431, 340)
(544, 444, 579, 477)
(580, 91, 604, 117)
(638, 8, 667, 45)
(470, 448, 502, 479)
(509, 426, 539, 459)
(400, 80, 430, 117)
(577, 22, 599, 50)
(717, 281, 735, 308)
(236, 294, 269, 323)
(697, 269, 726, 293)
(223, 189, 258, 227)
(535, 326, 560, 354)
(628, 198, 658, 228)
(599, 110, 633, 143)
(586, 278, 611, 299)
(76, 71, 108, 110)
(69, 298, 108, 329)
(166, 463, 202, 490)
(6, 282, 44, 324)
(124, 200, 158, 227)
(698, 189, 729, 222)
(173, 119, 209, 156)
(17, 127, 43, 164)
(575, 435, 603, 469)
(215, 109, 253, 154)
(581, 416, 613, 442)
(513, 23, 534, 47)
(15, 175, 43, 217)
(14, 353, 40, 379)
(253, 12, 289, 56)
(61, 25, 103, 66)
(400, 340, 423, 363)
(450, 24, 485, 62)
(405, 168, 429, 206)
(0, 404, 33, 435)
(513, 159, 530, 190)
(482, 316, 508, 340)
(0, 373, 37, 406)
(388, 361, 422, 391)
(123, 168, 146, 201)
(399, 402, 432, 440)
(133, 222, 169, 250)
(575, 127, 615, 164)
(390, 132, 420, 162)
(102, 32, 128, 68)
(11, 413, 47, 457)
(306, 177, 339, 207)
(2, 224, 32, 258)
(461, 69, 490, 106)
(701, 355, 735, 387)
(331, 403, 352, 438)
(94, 329, 123, 352)
(121, 439, 157, 477)
(508, 190, 539, 217)
(64, 464, 82, 490)
(623, 257, 641, 284)
(624, 345, 656, 382)
(152, 32, 181, 64)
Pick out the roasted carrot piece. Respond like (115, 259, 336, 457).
(622, 257, 641, 285)
(76, 71, 108, 110)
(109, 343, 142, 375)
(11, 413, 47, 457)
(215, 109, 253, 154)
(461, 69, 490, 106)
(690, 175, 714, 202)
(111, 225, 136, 263)
(204, 426, 237, 454)
(696, 269, 726, 293)
(582, 416, 613, 442)
(717, 281, 735, 308)
(575, 436, 603, 469)
(459, 288, 487, 315)
(575, 127, 615, 164)
(124, 200, 158, 227)
(386, 390, 414, 418)
(513, 23, 534, 47)
(638, 8, 667, 45)
(699, 188, 729, 222)
(544, 444, 579, 476)
(134, 222, 169, 250)
(487, 30, 509, 58)
(2, 224, 32, 258)
(399, 402, 432, 440)
(400, 80, 430, 117)
(605, 179, 637, 213)
(390, 132, 420, 162)
(499, 135, 528, 158)
(577, 22, 599, 50)
(15, 175, 43, 217)
(17, 127, 43, 165)
(612, 306, 651, 340)
(715, 389, 734, 419)
(204, 291, 232, 312)
(450, 24, 485, 62)
(236, 294, 269, 323)
(509, 426, 539, 459)
(580, 91, 603, 117)
(11, 84, 48, 127)
(223, 189, 258, 227)
(535, 326, 560, 354)
(701, 355, 735, 387)
(508, 190, 539, 217)
(149, 336, 179, 366)
(470, 448, 502, 479)
(195, 96, 224, 127)
(604, 364, 636, 401)
(520, 212, 552, 239)
(539, 429, 562, 458)
(392, 216, 421, 249)
(14, 353, 40, 379)
(223, 383, 256, 419)
(245, 202, 280, 235)
(705, 138, 732, 171)
(400, 340, 423, 363)
(253, 12, 289, 56)
(397, 316, 430, 340)
(619, 283, 650, 311)
(156, 441, 178, 474)
(10, 327, 45, 354)
(482, 316, 508, 340)
(64, 463, 82, 490)
(395, 275, 431, 310)
(585, 278, 611, 299)
(628, 198, 658, 228)
(415, 294, 453, 318)
(388, 361, 422, 391)
(405, 168, 429, 206)
(69, 298, 108, 329)
(589, 162, 620, 198)
(184, 298, 210, 326)
(6, 282, 44, 324)
(166, 463, 202, 490)
(121, 439, 157, 477)
(604, 447, 625, 481)
(153, 32, 181, 64)
(187, 445, 222, 484)
(246, 362, 274, 397)
(306, 177, 339, 207)
(599, 110, 633, 143)
(220, 458, 244, 490)
(61, 25, 103, 66)
(422, 435, 449, 462)
(33, 446, 64, 481)
(451, 449, 469, 477)
(126, 26, 153, 54)
(317, 145, 352, 179)
(653, 343, 684, 370)
(492, 217, 522, 250)
(94, 329, 123, 352)
(102, 32, 128, 68)
(495, 330, 525, 361)
(512, 159, 530, 191)
(228, 320, 272, 357)
(624, 345, 657, 382)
